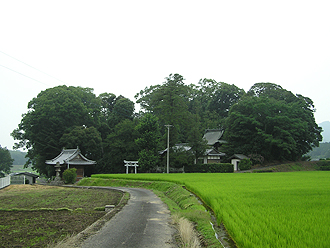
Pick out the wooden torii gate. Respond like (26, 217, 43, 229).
(124, 160, 139, 174)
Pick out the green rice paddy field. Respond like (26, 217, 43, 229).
(93, 171, 330, 248)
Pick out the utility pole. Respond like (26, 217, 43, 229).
(165, 125, 172, 174)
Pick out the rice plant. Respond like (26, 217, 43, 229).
(93, 171, 330, 247)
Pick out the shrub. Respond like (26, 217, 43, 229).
(239, 159, 252, 170)
(138, 149, 159, 172)
(316, 160, 330, 171)
(62, 168, 77, 184)
(248, 154, 264, 165)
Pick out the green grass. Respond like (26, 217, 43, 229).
(89, 171, 330, 248)
(78, 177, 221, 247)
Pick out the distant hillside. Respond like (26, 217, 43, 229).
(9, 150, 29, 165)
(319, 121, 330, 142)
(11, 164, 37, 174)
(307, 142, 330, 160)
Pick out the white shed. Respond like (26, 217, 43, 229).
(230, 154, 249, 171)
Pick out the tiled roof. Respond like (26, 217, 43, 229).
(230, 154, 249, 160)
(205, 148, 226, 156)
(45, 147, 96, 166)
(203, 129, 226, 145)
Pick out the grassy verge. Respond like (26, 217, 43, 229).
(0, 184, 124, 248)
(77, 177, 221, 247)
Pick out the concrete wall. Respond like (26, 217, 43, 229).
(231, 159, 240, 171)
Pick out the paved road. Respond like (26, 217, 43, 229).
(81, 187, 177, 248)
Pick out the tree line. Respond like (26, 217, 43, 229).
(10, 74, 322, 177)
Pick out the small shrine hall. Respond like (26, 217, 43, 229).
(46, 147, 96, 181)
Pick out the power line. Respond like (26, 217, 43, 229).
(0, 64, 49, 86)
(0, 50, 67, 85)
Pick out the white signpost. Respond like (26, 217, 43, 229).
(124, 160, 139, 174)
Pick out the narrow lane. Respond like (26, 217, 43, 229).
(81, 187, 177, 248)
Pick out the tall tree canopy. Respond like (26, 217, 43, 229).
(191, 79, 245, 129)
(224, 83, 322, 161)
(11, 86, 101, 176)
(135, 113, 161, 172)
(60, 126, 102, 162)
(136, 74, 192, 145)
(11, 85, 134, 176)
(135, 74, 245, 146)
(101, 119, 139, 173)
(11, 78, 321, 176)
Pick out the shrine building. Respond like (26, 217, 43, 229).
(46, 147, 96, 181)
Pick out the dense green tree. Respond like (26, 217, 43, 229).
(224, 83, 322, 161)
(11, 86, 101, 176)
(97, 93, 134, 142)
(60, 126, 102, 162)
(168, 146, 194, 169)
(109, 97, 135, 128)
(11, 84, 137, 176)
(247, 83, 295, 102)
(187, 114, 207, 164)
(135, 74, 192, 145)
(135, 74, 245, 168)
(98, 92, 117, 119)
(135, 113, 161, 172)
(0, 146, 13, 177)
(207, 81, 245, 121)
(101, 119, 139, 173)
(11, 75, 322, 175)
(189, 78, 245, 129)
(97, 92, 117, 140)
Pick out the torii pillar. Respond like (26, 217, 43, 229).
(124, 160, 139, 174)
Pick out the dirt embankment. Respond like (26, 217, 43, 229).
(248, 161, 319, 173)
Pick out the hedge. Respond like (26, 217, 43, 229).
(316, 160, 330, 171)
(185, 163, 233, 173)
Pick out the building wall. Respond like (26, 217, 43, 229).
(207, 159, 221, 164)
(71, 166, 84, 180)
(231, 159, 240, 171)
(11, 175, 35, 185)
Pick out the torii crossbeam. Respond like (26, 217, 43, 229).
(124, 160, 139, 174)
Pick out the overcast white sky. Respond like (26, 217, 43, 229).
(1, 0, 329, 150)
